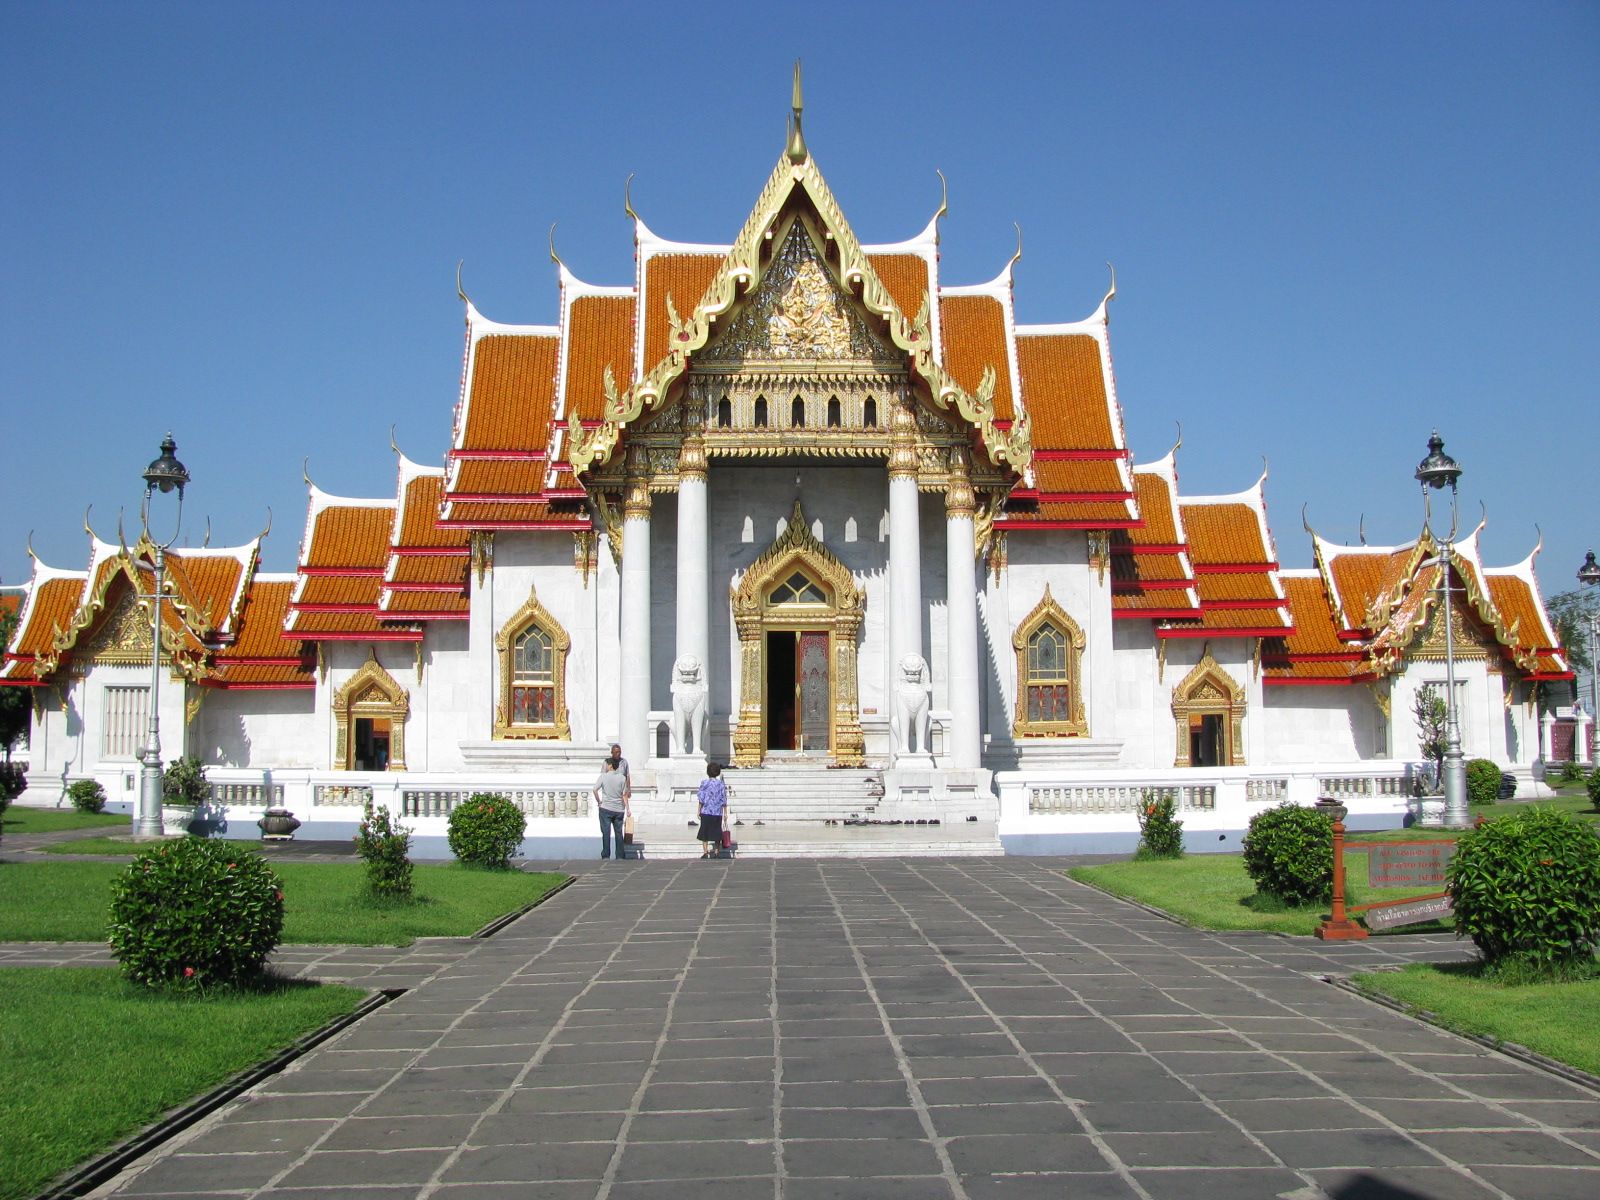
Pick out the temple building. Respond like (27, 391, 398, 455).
(0, 89, 1576, 854)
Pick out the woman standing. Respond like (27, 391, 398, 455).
(697, 762, 728, 859)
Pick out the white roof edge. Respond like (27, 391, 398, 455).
(252, 572, 300, 585)
(1015, 317, 1105, 337)
(636, 221, 730, 258)
(862, 217, 940, 255)
(557, 261, 634, 300)
(1278, 567, 1321, 579)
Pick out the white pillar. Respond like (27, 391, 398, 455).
(1578, 709, 1595, 766)
(1540, 709, 1556, 762)
(673, 436, 709, 755)
(619, 464, 652, 768)
(945, 450, 981, 769)
(888, 404, 924, 764)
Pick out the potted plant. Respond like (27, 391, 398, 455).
(161, 756, 212, 835)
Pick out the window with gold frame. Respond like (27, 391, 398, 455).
(1011, 585, 1087, 736)
(494, 585, 571, 739)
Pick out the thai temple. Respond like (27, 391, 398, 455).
(0, 83, 1577, 855)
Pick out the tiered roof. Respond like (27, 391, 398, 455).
(1161, 477, 1291, 640)
(1112, 453, 1199, 619)
(286, 486, 418, 642)
(380, 457, 471, 622)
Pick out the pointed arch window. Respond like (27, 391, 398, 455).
(863, 397, 878, 428)
(495, 585, 571, 739)
(826, 397, 841, 428)
(754, 396, 768, 427)
(791, 397, 806, 427)
(717, 397, 732, 427)
(1012, 585, 1087, 737)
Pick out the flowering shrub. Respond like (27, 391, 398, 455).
(1134, 790, 1184, 860)
(356, 802, 414, 900)
(1241, 803, 1334, 906)
(66, 779, 107, 813)
(1465, 758, 1501, 807)
(108, 837, 285, 992)
(1447, 807, 1600, 979)
(446, 792, 526, 869)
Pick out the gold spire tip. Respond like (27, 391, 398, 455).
(786, 59, 808, 163)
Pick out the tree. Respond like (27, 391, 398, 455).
(1547, 587, 1598, 677)
(0, 608, 28, 763)
(1413, 685, 1448, 792)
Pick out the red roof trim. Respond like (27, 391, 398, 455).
(0, 678, 51, 688)
(998, 519, 1143, 531)
(215, 656, 307, 667)
(1526, 671, 1577, 681)
(1201, 598, 1290, 611)
(1112, 607, 1202, 619)
(1112, 544, 1186, 556)
(1033, 492, 1135, 504)
(1193, 563, 1280, 574)
(1338, 630, 1371, 642)
(1262, 652, 1366, 664)
(392, 547, 469, 558)
(436, 519, 592, 531)
(380, 611, 471, 622)
(291, 603, 379, 614)
(385, 582, 467, 593)
(544, 488, 587, 500)
(1158, 626, 1294, 639)
(295, 630, 424, 643)
(298, 566, 385, 578)
(448, 449, 547, 461)
(202, 680, 316, 691)
(1113, 580, 1194, 593)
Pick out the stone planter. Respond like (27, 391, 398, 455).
(161, 806, 197, 836)
(1416, 797, 1446, 828)
(258, 808, 301, 840)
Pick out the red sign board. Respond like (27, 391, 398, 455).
(1367, 841, 1455, 889)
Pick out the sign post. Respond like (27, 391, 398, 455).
(1315, 797, 1369, 941)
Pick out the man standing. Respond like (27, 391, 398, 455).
(593, 756, 631, 860)
(610, 742, 630, 783)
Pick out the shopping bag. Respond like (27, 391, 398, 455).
(721, 828, 733, 850)
(623, 814, 636, 845)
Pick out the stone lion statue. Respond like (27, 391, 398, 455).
(670, 655, 708, 757)
(890, 654, 931, 756)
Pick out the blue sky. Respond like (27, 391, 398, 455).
(3, 2, 1597, 607)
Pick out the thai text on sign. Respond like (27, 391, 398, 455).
(1366, 841, 1455, 889)
(1364, 894, 1454, 931)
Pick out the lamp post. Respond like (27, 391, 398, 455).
(1579, 550, 1600, 762)
(133, 434, 190, 839)
(1416, 431, 1469, 829)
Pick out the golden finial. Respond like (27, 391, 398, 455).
(302, 458, 315, 489)
(1102, 262, 1118, 312)
(786, 59, 808, 163)
(257, 507, 273, 541)
(1531, 524, 1543, 558)
(1301, 503, 1314, 536)
(455, 260, 469, 305)
(1258, 455, 1269, 487)
(1358, 514, 1367, 545)
(25, 530, 37, 561)
(389, 424, 402, 457)
(83, 506, 97, 540)
(1168, 421, 1182, 457)
(116, 510, 128, 554)
(624, 173, 639, 222)
(935, 169, 948, 223)
(548, 223, 564, 269)
(202, 516, 212, 548)
(1009, 223, 1023, 273)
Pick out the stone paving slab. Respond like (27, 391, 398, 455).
(1, 855, 1593, 1200)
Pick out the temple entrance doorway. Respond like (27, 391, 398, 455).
(764, 629, 831, 753)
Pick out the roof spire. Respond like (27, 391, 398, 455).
(786, 59, 808, 163)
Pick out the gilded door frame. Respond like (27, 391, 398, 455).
(333, 652, 408, 771)
(730, 502, 865, 767)
(1170, 649, 1246, 767)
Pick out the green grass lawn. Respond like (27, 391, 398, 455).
(43, 835, 192, 855)
(0, 859, 567, 944)
(0, 968, 364, 1200)
(1, 807, 129, 835)
(1068, 850, 1452, 936)
(1352, 963, 1600, 1077)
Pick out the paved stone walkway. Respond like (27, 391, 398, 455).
(11, 857, 1600, 1199)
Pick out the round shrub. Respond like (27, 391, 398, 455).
(1134, 790, 1184, 860)
(109, 838, 285, 992)
(1588, 768, 1600, 813)
(1465, 759, 1501, 807)
(66, 779, 106, 814)
(447, 792, 526, 869)
(1447, 807, 1600, 976)
(356, 802, 414, 900)
(1241, 803, 1334, 906)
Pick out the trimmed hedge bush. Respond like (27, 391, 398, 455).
(447, 792, 527, 869)
(66, 779, 106, 814)
(1241, 803, 1334, 906)
(109, 838, 285, 992)
(1134, 790, 1184, 860)
(1589, 768, 1600, 812)
(356, 802, 414, 900)
(1447, 807, 1600, 977)
(1465, 758, 1501, 807)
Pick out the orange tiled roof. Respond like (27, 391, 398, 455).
(1486, 573, 1558, 652)
(438, 500, 590, 529)
(394, 475, 465, 549)
(999, 499, 1140, 528)
(208, 580, 314, 689)
(1324, 545, 1415, 632)
(295, 575, 386, 607)
(288, 610, 421, 640)
(642, 254, 721, 372)
(939, 295, 1014, 422)
(1113, 553, 1191, 585)
(563, 295, 636, 423)
(459, 334, 559, 452)
(867, 254, 929, 324)
(303, 505, 394, 570)
(1182, 503, 1271, 566)
(448, 460, 551, 497)
(1030, 459, 1129, 496)
(1126, 472, 1181, 545)
(381, 590, 470, 617)
(1014, 333, 1116, 451)
(11, 576, 84, 658)
(388, 556, 469, 588)
(1113, 591, 1201, 614)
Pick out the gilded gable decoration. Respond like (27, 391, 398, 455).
(1011, 586, 1088, 737)
(494, 584, 571, 740)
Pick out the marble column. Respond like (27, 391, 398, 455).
(944, 447, 981, 769)
(888, 401, 924, 761)
(619, 453, 652, 767)
(673, 432, 709, 754)
(1540, 709, 1555, 763)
